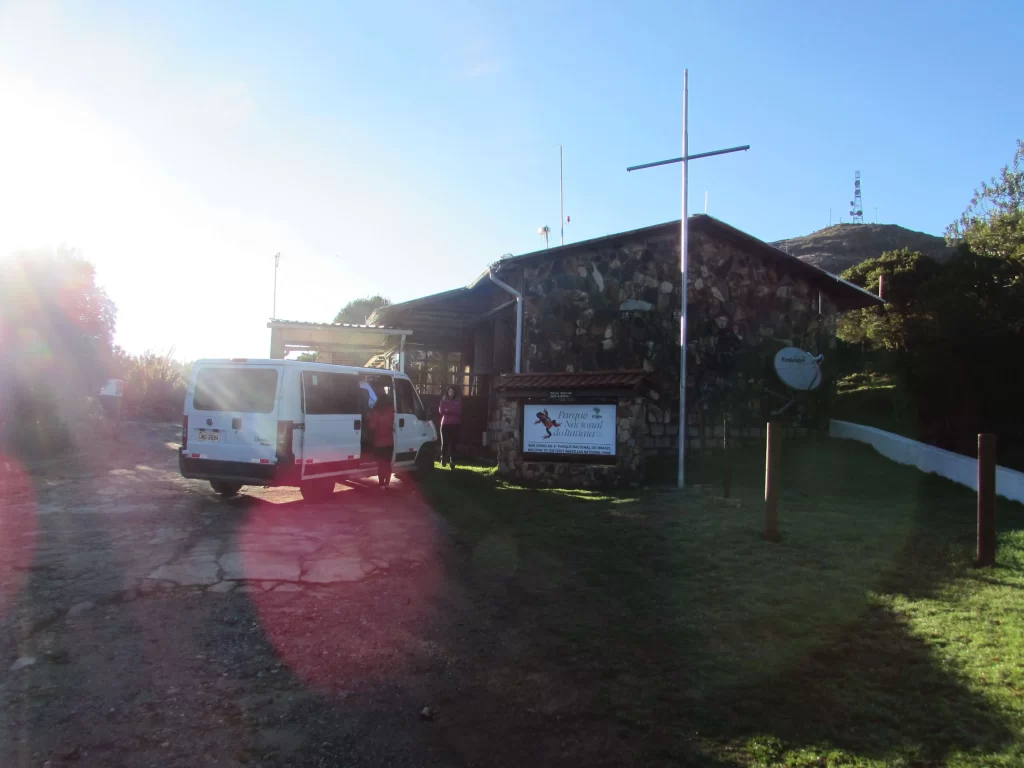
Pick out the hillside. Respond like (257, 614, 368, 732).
(772, 223, 952, 275)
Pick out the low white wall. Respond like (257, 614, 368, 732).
(829, 420, 1024, 505)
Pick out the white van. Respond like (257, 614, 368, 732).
(178, 359, 438, 501)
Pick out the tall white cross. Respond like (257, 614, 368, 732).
(627, 70, 750, 488)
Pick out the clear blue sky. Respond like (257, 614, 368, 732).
(1, 0, 1020, 359)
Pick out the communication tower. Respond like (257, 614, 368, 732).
(849, 171, 864, 224)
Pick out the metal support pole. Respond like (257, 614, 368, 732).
(978, 433, 996, 567)
(678, 69, 689, 489)
(560, 145, 564, 246)
(399, 334, 407, 374)
(488, 269, 523, 373)
(272, 252, 280, 319)
(764, 422, 781, 542)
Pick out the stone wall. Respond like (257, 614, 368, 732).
(518, 232, 681, 380)
(685, 227, 838, 441)
(492, 395, 646, 488)
(499, 221, 839, 469)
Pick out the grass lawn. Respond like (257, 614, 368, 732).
(420, 439, 1024, 767)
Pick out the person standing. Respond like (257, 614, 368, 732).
(367, 395, 395, 489)
(438, 385, 462, 469)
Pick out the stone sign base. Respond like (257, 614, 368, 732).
(491, 394, 647, 489)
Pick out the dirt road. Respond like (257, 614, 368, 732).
(0, 423, 474, 767)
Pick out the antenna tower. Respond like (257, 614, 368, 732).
(849, 171, 864, 224)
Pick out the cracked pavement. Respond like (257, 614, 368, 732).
(1, 423, 438, 612)
(0, 422, 459, 767)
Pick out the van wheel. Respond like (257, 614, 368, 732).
(300, 479, 336, 503)
(411, 445, 436, 478)
(211, 480, 243, 497)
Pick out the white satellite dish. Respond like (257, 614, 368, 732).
(773, 347, 823, 391)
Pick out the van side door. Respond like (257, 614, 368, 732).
(300, 370, 362, 479)
(393, 377, 430, 467)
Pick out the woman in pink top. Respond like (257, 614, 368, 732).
(438, 385, 462, 469)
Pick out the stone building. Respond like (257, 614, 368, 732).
(360, 215, 881, 487)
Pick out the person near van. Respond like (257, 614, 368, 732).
(367, 395, 396, 489)
(359, 380, 378, 409)
(438, 385, 462, 469)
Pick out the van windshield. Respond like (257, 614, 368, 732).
(193, 367, 278, 413)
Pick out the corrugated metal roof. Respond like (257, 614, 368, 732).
(267, 319, 412, 332)
(493, 370, 651, 391)
(369, 287, 472, 317)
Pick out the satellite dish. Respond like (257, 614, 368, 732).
(773, 347, 823, 391)
(537, 225, 551, 248)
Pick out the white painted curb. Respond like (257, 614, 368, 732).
(829, 419, 1024, 505)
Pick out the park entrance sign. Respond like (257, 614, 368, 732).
(773, 347, 823, 391)
(522, 403, 617, 456)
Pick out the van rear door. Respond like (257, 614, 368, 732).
(188, 365, 281, 465)
(300, 370, 362, 478)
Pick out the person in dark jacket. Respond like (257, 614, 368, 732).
(438, 385, 462, 469)
(368, 395, 395, 489)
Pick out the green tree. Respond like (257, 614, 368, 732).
(945, 139, 1024, 263)
(334, 294, 390, 324)
(296, 352, 318, 362)
(0, 247, 117, 454)
(838, 144, 1024, 458)
(838, 249, 941, 350)
(111, 348, 190, 420)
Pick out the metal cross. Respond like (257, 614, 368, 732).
(626, 69, 750, 489)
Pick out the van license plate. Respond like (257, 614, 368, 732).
(197, 431, 220, 442)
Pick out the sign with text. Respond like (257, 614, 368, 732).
(523, 404, 617, 456)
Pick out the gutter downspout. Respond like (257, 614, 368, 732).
(487, 269, 523, 373)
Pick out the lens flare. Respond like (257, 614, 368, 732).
(0, 454, 38, 618)
(239, 484, 441, 691)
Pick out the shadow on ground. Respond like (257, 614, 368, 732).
(414, 439, 1024, 766)
(5, 425, 1023, 766)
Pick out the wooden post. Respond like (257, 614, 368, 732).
(764, 422, 781, 542)
(722, 416, 732, 498)
(977, 433, 996, 567)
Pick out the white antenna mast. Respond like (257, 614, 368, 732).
(272, 252, 281, 319)
(560, 145, 564, 246)
(704, 190, 708, 214)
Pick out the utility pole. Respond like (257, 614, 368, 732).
(627, 70, 749, 489)
(273, 252, 280, 319)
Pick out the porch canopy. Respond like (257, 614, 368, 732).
(267, 320, 413, 369)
